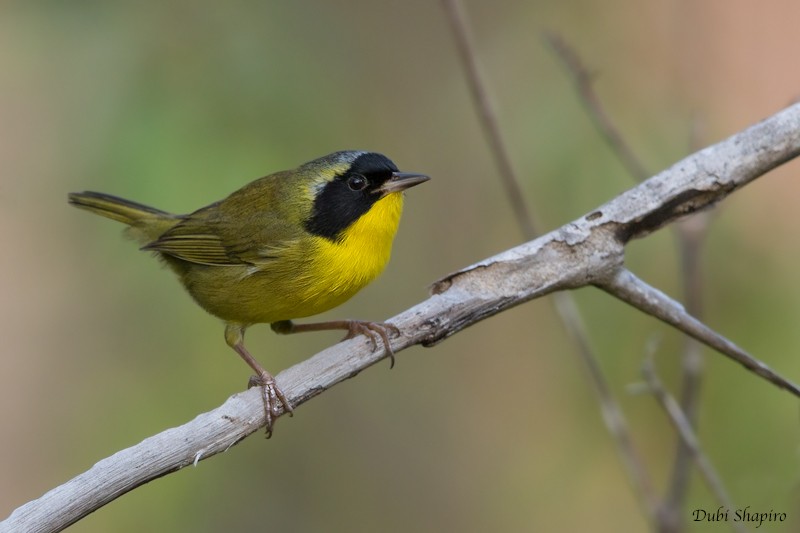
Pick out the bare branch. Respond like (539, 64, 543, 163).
(544, 33, 651, 182)
(666, 210, 714, 514)
(4, 103, 800, 533)
(551, 293, 659, 520)
(596, 268, 800, 396)
(640, 355, 747, 533)
(442, 3, 659, 516)
(441, 0, 537, 238)
(545, 34, 722, 521)
(663, 118, 714, 515)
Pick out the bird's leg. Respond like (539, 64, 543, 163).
(225, 324, 293, 438)
(271, 319, 400, 368)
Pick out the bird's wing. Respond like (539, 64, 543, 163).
(142, 181, 302, 267)
(144, 213, 300, 266)
(142, 231, 244, 266)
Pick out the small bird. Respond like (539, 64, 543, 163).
(69, 151, 429, 435)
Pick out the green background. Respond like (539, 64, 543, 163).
(2, 1, 800, 531)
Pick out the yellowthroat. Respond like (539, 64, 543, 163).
(69, 151, 429, 435)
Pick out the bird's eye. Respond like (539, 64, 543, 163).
(347, 174, 368, 191)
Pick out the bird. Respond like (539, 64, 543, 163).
(68, 150, 429, 436)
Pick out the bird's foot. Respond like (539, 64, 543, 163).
(341, 320, 400, 368)
(247, 371, 293, 438)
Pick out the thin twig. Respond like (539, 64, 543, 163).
(640, 353, 748, 533)
(666, 211, 713, 521)
(665, 120, 714, 516)
(546, 37, 725, 528)
(443, 0, 661, 520)
(596, 268, 800, 396)
(441, 0, 538, 239)
(544, 33, 651, 182)
(551, 292, 659, 519)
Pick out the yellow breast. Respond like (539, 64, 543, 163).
(296, 191, 405, 316)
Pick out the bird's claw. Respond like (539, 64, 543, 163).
(342, 320, 400, 368)
(248, 372, 293, 438)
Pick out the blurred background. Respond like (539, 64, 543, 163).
(2, 1, 800, 531)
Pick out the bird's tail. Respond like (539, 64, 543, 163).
(68, 191, 180, 242)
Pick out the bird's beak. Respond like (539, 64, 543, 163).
(378, 172, 430, 196)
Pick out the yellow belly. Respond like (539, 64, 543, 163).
(182, 192, 404, 325)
